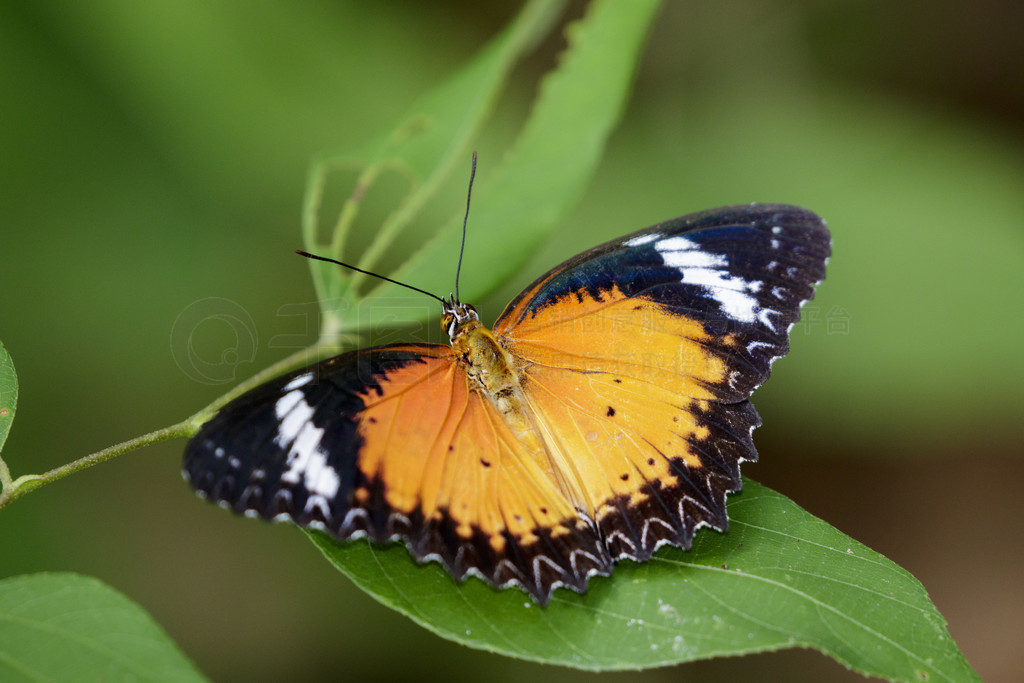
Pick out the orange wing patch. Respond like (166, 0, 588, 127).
(498, 283, 729, 398)
(498, 284, 754, 559)
(352, 346, 611, 595)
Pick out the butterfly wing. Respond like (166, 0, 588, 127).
(184, 343, 611, 601)
(493, 204, 830, 559)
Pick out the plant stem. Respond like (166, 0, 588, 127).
(0, 454, 13, 489)
(192, 342, 341, 423)
(0, 342, 343, 512)
(0, 422, 190, 510)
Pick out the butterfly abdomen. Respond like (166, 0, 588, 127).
(448, 320, 559, 487)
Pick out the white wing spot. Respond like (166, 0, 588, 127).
(273, 390, 304, 430)
(757, 307, 782, 332)
(655, 236, 765, 324)
(283, 373, 314, 391)
(273, 390, 340, 499)
(623, 232, 661, 247)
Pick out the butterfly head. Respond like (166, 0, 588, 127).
(441, 296, 480, 341)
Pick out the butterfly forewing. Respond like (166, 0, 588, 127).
(496, 204, 830, 394)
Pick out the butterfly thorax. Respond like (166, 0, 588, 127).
(443, 303, 522, 413)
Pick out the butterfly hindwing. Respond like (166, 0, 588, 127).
(349, 350, 611, 596)
(184, 343, 612, 602)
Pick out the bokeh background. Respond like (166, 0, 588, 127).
(2, 1, 1022, 681)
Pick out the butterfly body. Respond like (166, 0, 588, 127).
(185, 204, 831, 604)
(445, 304, 524, 425)
(445, 301, 584, 520)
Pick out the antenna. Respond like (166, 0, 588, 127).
(295, 250, 445, 304)
(454, 151, 477, 304)
(297, 152, 479, 309)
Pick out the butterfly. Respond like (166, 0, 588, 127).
(184, 202, 830, 605)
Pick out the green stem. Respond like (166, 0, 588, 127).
(329, 162, 387, 257)
(301, 157, 386, 310)
(0, 422, 190, 510)
(192, 341, 342, 423)
(0, 341, 345, 511)
(0, 453, 13, 489)
(344, 161, 420, 294)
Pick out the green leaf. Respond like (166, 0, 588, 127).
(309, 480, 976, 681)
(302, 0, 567, 311)
(371, 0, 663, 314)
(0, 573, 206, 683)
(0, 339, 15, 455)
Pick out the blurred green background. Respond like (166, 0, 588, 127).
(2, 1, 1021, 681)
